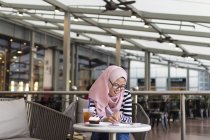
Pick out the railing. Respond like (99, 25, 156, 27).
(1, 90, 210, 140)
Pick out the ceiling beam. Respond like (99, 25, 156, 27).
(2, 11, 210, 49)
(69, 29, 210, 48)
(2, 12, 210, 40)
(43, 0, 69, 12)
(2, 1, 210, 24)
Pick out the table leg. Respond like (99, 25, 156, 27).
(109, 133, 116, 140)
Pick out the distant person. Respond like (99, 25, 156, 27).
(89, 65, 132, 140)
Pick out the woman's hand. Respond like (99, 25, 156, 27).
(105, 112, 121, 123)
(113, 111, 121, 122)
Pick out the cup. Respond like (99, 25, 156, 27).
(83, 108, 91, 123)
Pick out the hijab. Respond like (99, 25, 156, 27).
(88, 65, 127, 116)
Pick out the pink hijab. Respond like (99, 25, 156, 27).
(88, 65, 127, 116)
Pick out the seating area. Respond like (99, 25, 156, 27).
(64, 97, 150, 140)
(0, 98, 72, 140)
(139, 98, 181, 131)
(2, 95, 209, 140)
(138, 96, 210, 135)
(186, 98, 209, 119)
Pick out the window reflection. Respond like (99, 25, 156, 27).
(0, 36, 44, 91)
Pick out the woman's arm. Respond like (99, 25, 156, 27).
(89, 99, 105, 120)
(120, 90, 132, 123)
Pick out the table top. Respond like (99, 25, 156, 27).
(73, 122, 151, 133)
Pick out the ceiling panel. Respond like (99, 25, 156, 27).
(1, 0, 50, 5)
(0, 0, 210, 71)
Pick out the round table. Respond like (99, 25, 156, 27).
(73, 122, 151, 140)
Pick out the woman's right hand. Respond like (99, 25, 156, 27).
(105, 112, 121, 123)
(107, 116, 118, 123)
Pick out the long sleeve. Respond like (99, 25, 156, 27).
(89, 99, 105, 120)
(120, 90, 132, 123)
(89, 90, 132, 123)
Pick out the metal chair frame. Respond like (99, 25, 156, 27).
(132, 103, 150, 140)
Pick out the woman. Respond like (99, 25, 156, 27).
(88, 65, 132, 140)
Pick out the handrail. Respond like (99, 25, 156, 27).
(1, 90, 210, 95)
(0, 90, 210, 140)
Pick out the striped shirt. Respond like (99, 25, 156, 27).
(89, 90, 132, 123)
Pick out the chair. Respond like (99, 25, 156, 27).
(26, 101, 72, 140)
(168, 99, 180, 122)
(63, 97, 90, 140)
(148, 101, 169, 130)
(132, 103, 150, 140)
(0, 98, 72, 140)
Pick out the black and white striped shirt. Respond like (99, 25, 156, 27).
(89, 90, 132, 123)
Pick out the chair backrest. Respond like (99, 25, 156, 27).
(64, 97, 89, 123)
(26, 101, 71, 140)
(63, 97, 89, 139)
(75, 98, 89, 123)
(0, 98, 71, 140)
(132, 103, 150, 140)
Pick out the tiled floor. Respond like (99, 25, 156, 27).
(146, 118, 210, 140)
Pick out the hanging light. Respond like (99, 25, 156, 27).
(18, 11, 23, 16)
(17, 50, 22, 54)
(168, 40, 174, 46)
(54, 6, 60, 13)
(10, 81, 15, 91)
(25, 83, 29, 91)
(159, 33, 165, 38)
(34, 82, 39, 91)
(111, 35, 115, 39)
(18, 81, 24, 91)
(131, 14, 136, 19)
(131, 11, 137, 19)
(73, 16, 79, 22)
(121, 38, 125, 43)
(144, 22, 150, 28)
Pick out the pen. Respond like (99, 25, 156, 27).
(106, 106, 113, 116)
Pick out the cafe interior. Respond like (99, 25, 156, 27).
(0, 0, 210, 140)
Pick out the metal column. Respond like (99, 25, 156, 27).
(63, 12, 71, 91)
(186, 68, 190, 90)
(181, 94, 186, 140)
(127, 59, 131, 89)
(75, 44, 79, 87)
(63, 12, 71, 109)
(116, 37, 121, 66)
(52, 49, 59, 91)
(167, 61, 171, 90)
(70, 43, 75, 86)
(29, 31, 35, 91)
(145, 51, 151, 91)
